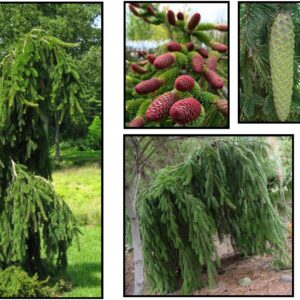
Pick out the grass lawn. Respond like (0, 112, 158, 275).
(53, 164, 101, 226)
(64, 226, 102, 297)
(52, 156, 102, 297)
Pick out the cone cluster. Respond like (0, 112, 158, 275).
(126, 3, 228, 127)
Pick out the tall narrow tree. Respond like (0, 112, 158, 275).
(0, 29, 82, 275)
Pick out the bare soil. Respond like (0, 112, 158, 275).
(125, 238, 292, 296)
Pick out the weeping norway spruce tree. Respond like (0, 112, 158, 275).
(0, 29, 82, 275)
(137, 138, 290, 294)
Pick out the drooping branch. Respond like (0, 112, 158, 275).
(136, 138, 290, 294)
(0, 29, 83, 275)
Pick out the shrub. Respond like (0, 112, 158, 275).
(0, 266, 57, 297)
(87, 116, 101, 149)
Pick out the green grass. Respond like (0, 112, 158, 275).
(52, 153, 102, 297)
(64, 226, 102, 297)
(53, 165, 101, 226)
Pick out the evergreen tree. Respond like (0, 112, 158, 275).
(136, 138, 290, 294)
(0, 29, 82, 275)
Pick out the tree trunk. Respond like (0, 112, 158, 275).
(26, 223, 41, 275)
(55, 111, 60, 161)
(125, 170, 144, 295)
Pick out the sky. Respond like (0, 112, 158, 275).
(94, 16, 102, 29)
(159, 3, 227, 23)
(126, 3, 227, 49)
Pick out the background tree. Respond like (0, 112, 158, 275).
(0, 3, 102, 159)
(126, 4, 169, 42)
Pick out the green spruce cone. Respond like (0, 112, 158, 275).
(270, 13, 295, 121)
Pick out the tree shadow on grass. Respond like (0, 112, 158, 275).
(66, 262, 102, 289)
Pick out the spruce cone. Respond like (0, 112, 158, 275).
(215, 99, 228, 116)
(170, 98, 201, 124)
(146, 92, 180, 121)
(188, 13, 201, 31)
(135, 78, 164, 94)
(129, 3, 140, 8)
(129, 4, 140, 17)
(147, 5, 155, 16)
(136, 60, 148, 66)
(211, 42, 228, 53)
(206, 56, 218, 71)
(196, 47, 209, 58)
(177, 12, 184, 21)
(153, 53, 175, 69)
(128, 116, 145, 127)
(192, 54, 204, 74)
(167, 41, 181, 52)
(216, 24, 228, 31)
(204, 68, 224, 89)
(131, 63, 147, 74)
(146, 54, 156, 64)
(137, 50, 147, 58)
(175, 75, 195, 91)
(270, 13, 295, 121)
(186, 42, 194, 51)
(167, 10, 176, 26)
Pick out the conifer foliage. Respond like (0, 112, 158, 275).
(126, 3, 228, 127)
(0, 29, 82, 275)
(137, 138, 290, 294)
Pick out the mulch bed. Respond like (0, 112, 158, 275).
(125, 238, 292, 296)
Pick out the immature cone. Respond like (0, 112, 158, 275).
(128, 116, 144, 128)
(167, 41, 181, 52)
(130, 64, 147, 74)
(136, 60, 148, 66)
(146, 92, 180, 121)
(215, 99, 228, 116)
(137, 50, 147, 58)
(135, 78, 164, 94)
(188, 13, 201, 31)
(177, 12, 184, 21)
(153, 53, 175, 69)
(192, 54, 204, 74)
(147, 5, 155, 16)
(215, 24, 228, 31)
(175, 75, 195, 91)
(170, 98, 201, 124)
(211, 42, 228, 53)
(129, 3, 140, 8)
(146, 54, 156, 64)
(206, 56, 218, 71)
(167, 10, 176, 26)
(186, 42, 194, 51)
(129, 4, 140, 17)
(196, 47, 209, 58)
(204, 68, 224, 89)
(206, 52, 221, 71)
(270, 13, 295, 121)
